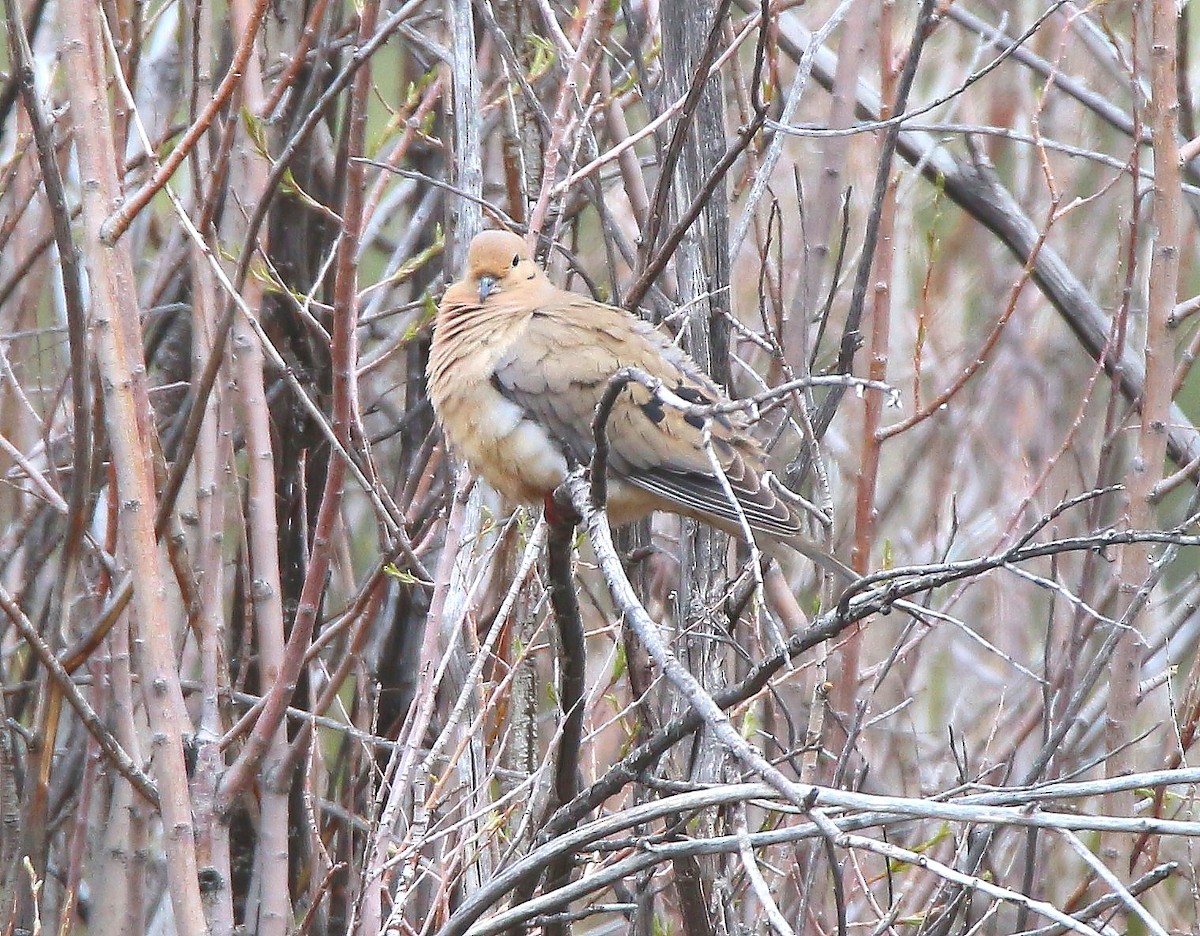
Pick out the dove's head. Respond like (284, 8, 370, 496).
(461, 230, 542, 304)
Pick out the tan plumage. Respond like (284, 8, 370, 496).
(428, 229, 847, 576)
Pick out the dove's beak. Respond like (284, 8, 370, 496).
(478, 275, 497, 303)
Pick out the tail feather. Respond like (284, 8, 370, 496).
(772, 532, 857, 582)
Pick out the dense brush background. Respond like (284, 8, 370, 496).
(1, 0, 1200, 933)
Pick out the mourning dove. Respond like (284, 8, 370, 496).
(427, 229, 849, 577)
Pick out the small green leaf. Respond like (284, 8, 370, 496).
(739, 703, 761, 740)
(375, 231, 445, 291)
(240, 105, 270, 159)
(611, 642, 627, 681)
(525, 35, 558, 81)
(383, 562, 420, 585)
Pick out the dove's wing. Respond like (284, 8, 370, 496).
(488, 293, 806, 538)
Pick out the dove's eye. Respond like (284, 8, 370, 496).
(511, 254, 520, 268)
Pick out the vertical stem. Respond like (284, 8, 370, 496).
(56, 5, 206, 926)
(496, 0, 544, 223)
(447, 0, 483, 261)
(783, 0, 869, 358)
(807, 0, 935, 442)
(839, 0, 898, 767)
(658, 2, 731, 930)
(186, 2, 235, 930)
(1107, 0, 1180, 866)
(438, 0, 497, 901)
(524, 0, 604, 245)
(216, 1, 290, 931)
(0, 693, 17, 926)
(3, 0, 92, 570)
(58, 3, 206, 933)
(542, 506, 585, 936)
(5, 2, 93, 913)
(493, 0, 542, 858)
(657, 0, 733, 599)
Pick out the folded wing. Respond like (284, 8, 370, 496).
(489, 295, 805, 538)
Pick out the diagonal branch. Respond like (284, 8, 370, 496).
(0, 584, 158, 807)
(757, 0, 1200, 473)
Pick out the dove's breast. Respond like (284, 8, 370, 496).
(428, 301, 570, 503)
(442, 379, 570, 503)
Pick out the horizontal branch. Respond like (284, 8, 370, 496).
(440, 765, 1199, 936)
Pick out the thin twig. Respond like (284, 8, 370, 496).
(0, 585, 158, 807)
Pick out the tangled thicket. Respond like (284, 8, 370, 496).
(2, 0, 1200, 934)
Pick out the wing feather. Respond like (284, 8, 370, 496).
(487, 294, 803, 537)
